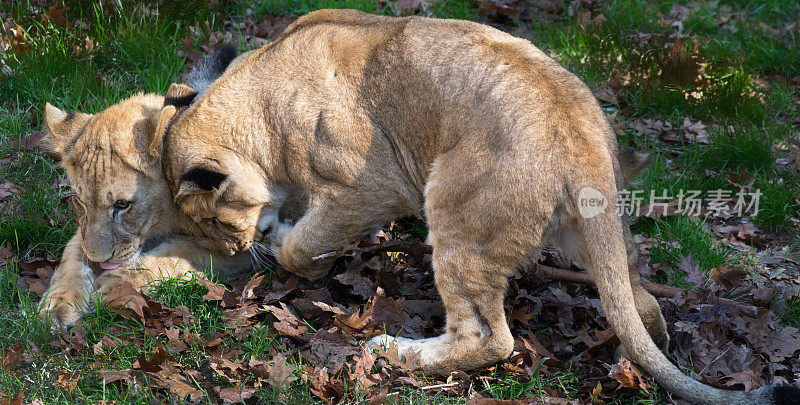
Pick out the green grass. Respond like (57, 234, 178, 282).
(700, 125, 775, 173)
(754, 174, 800, 227)
(0, 12, 186, 113)
(430, 0, 480, 20)
(643, 217, 735, 288)
(779, 296, 800, 327)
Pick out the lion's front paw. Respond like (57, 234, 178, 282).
(38, 288, 93, 330)
(268, 221, 294, 251)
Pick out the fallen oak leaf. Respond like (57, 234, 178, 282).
(196, 278, 237, 307)
(266, 353, 297, 391)
(720, 370, 763, 392)
(466, 399, 528, 405)
(132, 343, 172, 373)
(609, 357, 651, 392)
(214, 386, 259, 404)
(305, 365, 343, 402)
(150, 363, 203, 402)
(0, 390, 24, 405)
(709, 265, 747, 290)
(309, 328, 356, 374)
(334, 264, 375, 300)
(581, 327, 619, 358)
(10, 131, 42, 151)
(104, 283, 148, 321)
(680, 117, 709, 144)
(262, 277, 299, 303)
(0, 181, 20, 199)
(240, 273, 268, 301)
(209, 355, 247, 383)
(478, 0, 521, 19)
(263, 303, 309, 339)
(372, 340, 421, 373)
(350, 344, 380, 389)
(679, 255, 708, 290)
(391, 0, 431, 15)
(53, 370, 78, 393)
(1, 343, 23, 368)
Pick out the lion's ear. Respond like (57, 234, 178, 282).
(164, 83, 198, 107)
(145, 105, 177, 158)
(43, 103, 90, 158)
(175, 166, 229, 203)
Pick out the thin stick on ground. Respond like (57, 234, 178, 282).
(361, 239, 761, 318)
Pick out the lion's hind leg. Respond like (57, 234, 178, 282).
(368, 156, 549, 373)
(547, 221, 669, 352)
(369, 248, 516, 373)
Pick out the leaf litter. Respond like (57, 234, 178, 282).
(8, 216, 797, 403)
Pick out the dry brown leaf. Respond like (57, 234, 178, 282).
(334, 265, 375, 299)
(132, 343, 172, 373)
(680, 117, 709, 144)
(609, 357, 651, 392)
(466, 399, 528, 404)
(196, 278, 237, 307)
(1, 343, 22, 368)
(479, 0, 521, 19)
(391, 0, 431, 15)
(267, 353, 297, 391)
(215, 386, 258, 404)
(264, 302, 309, 338)
(0, 390, 24, 405)
(54, 370, 78, 392)
(351, 344, 380, 389)
(104, 283, 148, 321)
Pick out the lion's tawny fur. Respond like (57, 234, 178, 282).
(38, 93, 259, 329)
(161, 9, 788, 404)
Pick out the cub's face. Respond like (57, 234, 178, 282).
(42, 96, 177, 269)
(177, 174, 284, 256)
(165, 116, 285, 255)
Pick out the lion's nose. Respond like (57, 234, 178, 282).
(84, 248, 114, 264)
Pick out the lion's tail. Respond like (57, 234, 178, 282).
(578, 197, 799, 405)
(185, 44, 237, 96)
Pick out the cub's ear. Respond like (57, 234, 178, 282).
(164, 83, 198, 108)
(42, 103, 90, 158)
(175, 166, 229, 203)
(145, 104, 177, 158)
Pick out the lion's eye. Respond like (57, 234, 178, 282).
(203, 217, 219, 225)
(113, 200, 131, 210)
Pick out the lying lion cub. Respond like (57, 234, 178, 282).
(156, 9, 795, 405)
(37, 47, 298, 328)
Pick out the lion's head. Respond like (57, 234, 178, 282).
(160, 89, 308, 256)
(164, 128, 288, 255)
(43, 92, 181, 269)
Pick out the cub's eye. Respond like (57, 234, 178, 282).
(203, 217, 219, 225)
(113, 200, 132, 210)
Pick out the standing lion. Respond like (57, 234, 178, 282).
(156, 9, 796, 405)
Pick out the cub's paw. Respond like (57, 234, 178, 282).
(268, 221, 294, 251)
(38, 289, 92, 330)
